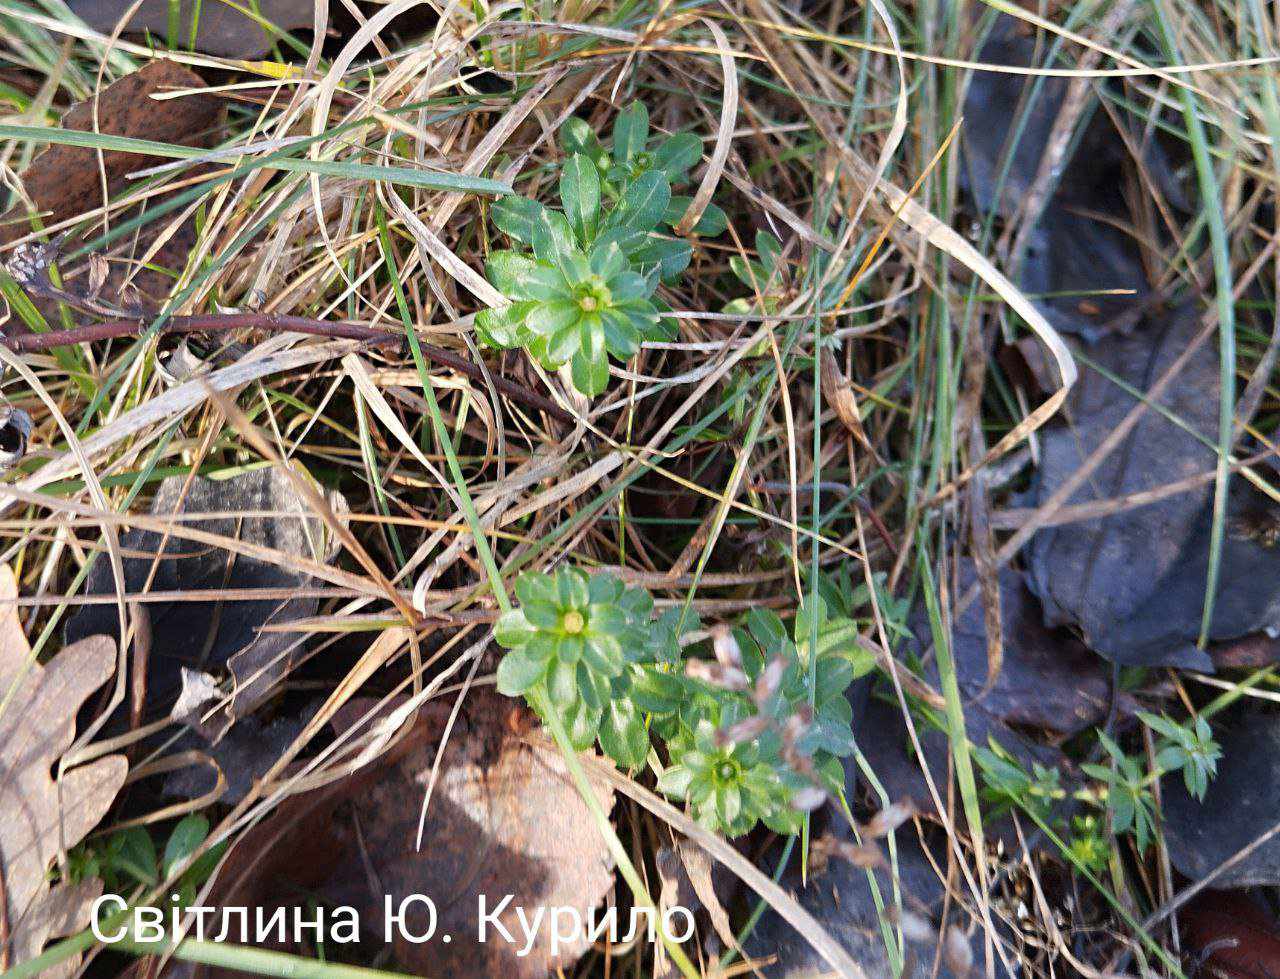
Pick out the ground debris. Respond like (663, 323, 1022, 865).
(0, 564, 127, 972)
(65, 467, 338, 724)
(1163, 710, 1280, 888)
(187, 688, 616, 978)
(69, 0, 316, 57)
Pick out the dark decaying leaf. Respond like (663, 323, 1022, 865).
(1179, 890, 1280, 978)
(744, 829, 966, 978)
(918, 560, 1113, 736)
(960, 14, 1180, 341)
(1023, 305, 1280, 668)
(189, 688, 616, 979)
(1163, 711, 1280, 888)
(0, 565, 128, 970)
(68, 0, 316, 58)
(0, 61, 218, 247)
(65, 467, 335, 722)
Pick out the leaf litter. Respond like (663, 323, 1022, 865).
(0, 564, 127, 972)
(3, 2, 1280, 977)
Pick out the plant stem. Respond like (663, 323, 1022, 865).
(0, 311, 573, 424)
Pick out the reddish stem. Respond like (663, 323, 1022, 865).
(2, 313, 573, 424)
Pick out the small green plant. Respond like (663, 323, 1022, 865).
(724, 231, 787, 315)
(494, 566, 684, 766)
(68, 814, 225, 906)
(496, 567, 873, 838)
(479, 101, 724, 396)
(657, 717, 799, 836)
(1082, 731, 1159, 852)
(1138, 710, 1221, 800)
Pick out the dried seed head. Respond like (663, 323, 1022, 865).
(717, 714, 770, 747)
(863, 799, 915, 838)
(87, 253, 109, 300)
(685, 659, 749, 692)
(710, 623, 742, 668)
(890, 907, 936, 946)
(790, 784, 828, 811)
(754, 655, 786, 704)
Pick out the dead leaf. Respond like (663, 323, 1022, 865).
(1023, 306, 1280, 668)
(68, 0, 317, 58)
(744, 829, 966, 978)
(1, 62, 219, 249)
(191, 688, 616, 978)
(917, 560, 1113, 736)
(1163, 711, 1280, 888)
(66, 467, 337, 724)
(0, 564, 128, 970)
(960, 14, 1181, 340)
(1179, 890, 1280, 979)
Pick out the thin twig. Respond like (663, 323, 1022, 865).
(0, 313, 574, 424)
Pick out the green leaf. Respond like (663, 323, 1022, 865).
(756, 231, 782, 274)
(612, 102, 649, 162)
(475, 301, 535, 349)
(162, 815, 210, 880)
(629, 235, 691, 282)
(497, 646, 550, 695)
(115, 828, 159, 886)
(494, 608, 536, 647)
(607, 171, 670, 235)
(484, 250, 539, 297)
(600, 699, 649, 767)
(531, 208, 577, 267)
(561, 116, 605, 163)
(571, 318, 610, 395)
(560, 154, 601, 242)
(652, 132, 702, 178)
(491, 196, 546, 245)
(692, 203, 728, 237)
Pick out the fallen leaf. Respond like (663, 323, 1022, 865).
(917, 560, 1114, 736)
(743, 828, 967, 978)
(190, 688, 617, 978)
(0, 61, 219, 250)
(1163, 710, 1280, 888)
(68, 0, 317, 58)
(960, 14, 1181, 340)
(1, 62, 219, 335)
(66, 467, 338, 723)
(0, 564, 128, 970)
(1023, 305, 1280, 668)
(1179, 890, 1280, 978)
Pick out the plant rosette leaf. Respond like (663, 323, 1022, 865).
(657, 718, 799, 837)
(496, 567, 657, 764)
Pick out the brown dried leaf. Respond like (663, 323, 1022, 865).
(194, 689, 616, 978)
(0, 62, 219, 248)
(0, 565, 127, 968)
